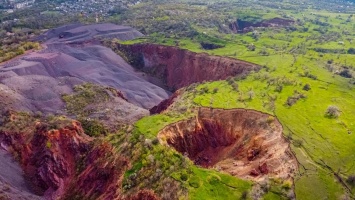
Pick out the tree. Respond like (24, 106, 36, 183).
(348, 48, 355, 54)
(303, 84, 311, 91)
(339, 69, 352, 78)
(347, 175, 355, 186)
(325, 105, 340, 118)
(247, 43, 256, 51)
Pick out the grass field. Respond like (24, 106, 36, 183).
(128, 6, 355, 199)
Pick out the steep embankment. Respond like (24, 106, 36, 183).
(150, 90, 181, 114)
(158, 108, 297, 182)
(114, 43, 260, 90)
(0, 111, 159, 200)
(229, 17, 294, 33)
(0, 113, 125, 199)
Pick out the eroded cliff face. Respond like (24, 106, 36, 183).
(0, 112, 130, 200)
(158, 108, 297, 181)
(150, 90, 181, 114)
(229, 18, 295, 33)
(114, 43, 260, 90)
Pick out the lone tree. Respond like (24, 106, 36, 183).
(325, 105, 340, 118)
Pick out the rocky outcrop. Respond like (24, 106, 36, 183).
(158, 108, 297, 181)
(115, 43, 260, 91)
(0, 112, 129, 200)
(230, 17, 294, 33)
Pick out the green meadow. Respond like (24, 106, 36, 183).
(117, 3, 355, 199)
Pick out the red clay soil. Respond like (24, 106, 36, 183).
(0, 111, 157, 200)
(115, 43, 260, 90)
(158, 108, 297, 181)
(150, 90, 181, 114)
(127, 190, 161, 200)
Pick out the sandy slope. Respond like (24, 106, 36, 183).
(0, 148, 42, 199)
(0, 23, 170, 114)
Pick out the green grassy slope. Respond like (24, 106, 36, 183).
(127, 6, 355, 200)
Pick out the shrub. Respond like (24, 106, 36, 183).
(325, 105, 340, 118)
(339, 69, 352, 78)
(303, 83, 311, 91)
(307, 74, 317, 80)
(46, 141, 52, 149)
(285, 91, 306, 106)
(247, 44, 256, 51)
(302, 71, 318, 80)
(80, 118, 108, 137)
(348, 48, 355, 54)
(347, 175, 355, 186)
(231, 83, 239, 91)
(152, 138, 159, 145)
(180, 173, 188, 181)
(275, 85, 283, 93)
(241, 191, 248, 200)
(200, 87, 209, 94)
(247, 90, 255, 99)
(282, 180, 293, 190)
(34, 111, 43, 118)
(286, 97, 297, 106)
(258, 48, 269, 56)
(188, 176, 201, 188)
(293, 139, 303, 147)
(266, 116, 275, 124)
(227, 77, 234, 85)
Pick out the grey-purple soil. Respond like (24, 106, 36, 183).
(0, 23, 170, 115)
(36, 23, 144, 43)
(0, 23, 166, 199)
(0, 148, 42, 199)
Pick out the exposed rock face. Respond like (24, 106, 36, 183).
(229, 17, 294, 33)
(0, 114, 129, 200)
(158, 108, 297, 181)
(150, 90, 181, 114)
(115, 43, 260, 90)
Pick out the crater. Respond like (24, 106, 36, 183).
(158, 108, 297, 181)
